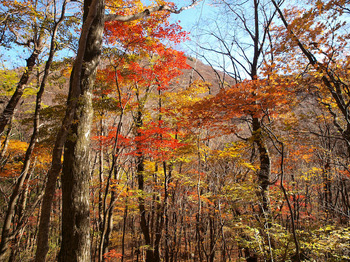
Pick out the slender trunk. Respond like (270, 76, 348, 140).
(196, 138, 203, 262)
(137, 155, 154, 261)
(323, 161, 332, 216)
(32, 2, 70, 259)
(153, 165, 166, 262)
(121, 198, 128, 262)
(219, 202, 227, 262)
(58, 0, 105, 260)
(103, 196, 114, 259)
(98, 120, 104, 231)
(0, 35, 47, 258)
(99, 137, 112, 262)
(99, 172, 115, 261)
(279, 150, 301, 261)
(164, 162, 170, 262)
(135, 109, 155, 262)
(0, 36, 43, 136)
(209, 216, 215, 262)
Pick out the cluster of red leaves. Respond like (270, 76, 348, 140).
(93, 121, 186, 161)
(104, 12, 189, 52)
(103, 5, 190, 89)
(133, 121, 186, 161)
(106, 45, 189, 90)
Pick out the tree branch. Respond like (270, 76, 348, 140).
(105, 0, 200, 22)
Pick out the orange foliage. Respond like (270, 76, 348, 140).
(185, 77, 296, 132)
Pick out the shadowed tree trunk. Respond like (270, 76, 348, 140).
(135, 109, 154, 262)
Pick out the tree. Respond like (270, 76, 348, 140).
(0, 0, 70, 259)
(34, 0, 199, 261)
(270, 0, 350, 220)
(193, 3, 284, 260)
(97, 13, 190, 259)
(197, 0, 281, 213)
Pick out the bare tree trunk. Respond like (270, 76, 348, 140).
(121, 199, 128, 262)
(164, 162, 170, 262)
(98, 169, 115, 261)
(58, 0, 105, 260)
(196, 140, 203, 262)
(0, 115, 13, 159)
(134, 109, 158, 262)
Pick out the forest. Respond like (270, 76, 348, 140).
(0, 0, 349, 261)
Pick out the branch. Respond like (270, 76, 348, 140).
(105, 0, 200, 22)
(8, 26, 33, 47)
(271, 0, 317, 65)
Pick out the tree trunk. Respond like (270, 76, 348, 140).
(0, 36, 43, 136)
(0, 115, 13, 159)
(58, 0, 105, 260)
(32, 2, 70, 260)
(135, 109, 156, 262)
(0, 35, 47, 259)
(121, 200, 128, 262)
(252, 117, 271, 213)
(98, 170, 115, 262)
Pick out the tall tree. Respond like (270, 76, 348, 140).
(49, 0, 198, 261)
(197, 0, 278, 215)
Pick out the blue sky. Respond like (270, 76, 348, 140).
(171, 0, 210, 30)
(0, 0, 214, 69)
(167, 0, 223, 65)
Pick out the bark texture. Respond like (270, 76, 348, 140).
(58, 0, 105, 261)
(252, 117, 271, 212)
